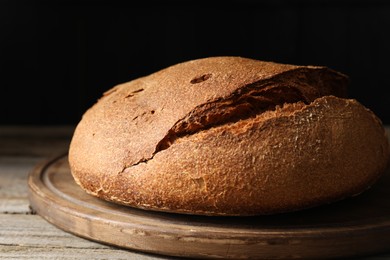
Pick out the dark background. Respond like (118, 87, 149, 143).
(1, 0, 389, 125)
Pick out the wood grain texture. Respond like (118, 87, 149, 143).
(29, 154, 390, 259)
(0, 126, 74, 157)
(0, 157, 41, 214)
(0, 214, 162, 259)
(0, 126, 168, 259)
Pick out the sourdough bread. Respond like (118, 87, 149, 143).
(69, 57, 389, 215)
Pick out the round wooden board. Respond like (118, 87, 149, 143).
(28, 154, 390, 259)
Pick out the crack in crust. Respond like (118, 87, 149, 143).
(129, 87, 314, 168)
(155, 84, 307, 152)
(124, 67, 348, 169)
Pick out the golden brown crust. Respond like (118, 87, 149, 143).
(68, 56, 389, 216)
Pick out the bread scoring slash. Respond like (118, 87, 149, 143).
(68, 57, 390, 216)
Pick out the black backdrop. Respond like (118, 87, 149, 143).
(1, 0, 390, 125)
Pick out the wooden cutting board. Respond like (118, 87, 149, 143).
(28, 154, 390, 259)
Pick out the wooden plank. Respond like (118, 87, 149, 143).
(0, 214, 162, 260)
(0, 126, 74, 157)
(0, 247, 160, 260)
(0, 155, 163, 259)
(0, 157, 41, 214)
(1, 213, 390, 259)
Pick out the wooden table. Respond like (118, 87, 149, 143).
(0, 126, 166, 259)
(1, 125, 390, 259)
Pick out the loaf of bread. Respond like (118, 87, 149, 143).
(69, 56, 390, 216)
